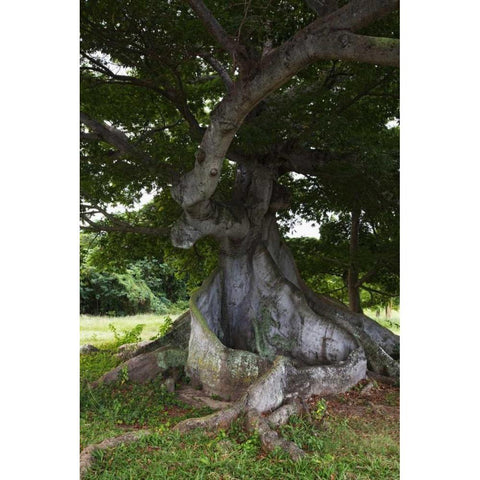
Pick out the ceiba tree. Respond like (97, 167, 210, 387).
(81, 0, 399, 455)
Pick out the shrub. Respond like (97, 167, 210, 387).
(127, 258, 188, 304)
(80, 267, 171, 316)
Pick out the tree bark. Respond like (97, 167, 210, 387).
(175, 160, 399, 403)
(385, 299, 393, 319)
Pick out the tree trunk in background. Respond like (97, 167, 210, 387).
(385, 300, 393, 319)
(348, 206, 363, 314)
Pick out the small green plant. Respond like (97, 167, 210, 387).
(160, 316, 173, 335)
(313, 398, 328, 422)
(238, 431, 261, 455)
(150, 316, 174, 340)
(119, 365, 129, 385)
(108, 323, 145, 347)
(80, 351, 120, 383)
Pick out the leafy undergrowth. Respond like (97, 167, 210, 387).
(81, 348, 399, 480)
(80, 345, 212, 449)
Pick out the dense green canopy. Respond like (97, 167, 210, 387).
(80, 0, 399, 310)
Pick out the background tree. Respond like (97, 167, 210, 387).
(80, 231, 189, 315)
(285, 126, 399, 313)
(80, 0, 400, 453)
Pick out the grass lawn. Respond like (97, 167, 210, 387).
(80, 311, 400, 479)
(80, 313, 182, 347)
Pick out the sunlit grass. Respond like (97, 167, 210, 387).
(80, 313, 182, 347)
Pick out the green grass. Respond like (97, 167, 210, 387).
(82, 411, 399, 480)
(80, 336, 214, 450)
(81, 325, 399, 480)
(80, 313, 181, 347)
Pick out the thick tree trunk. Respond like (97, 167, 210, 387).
(165, 3, 401, 404)
(386, 300, 393, 319)
(95, 158, 398, 410)
(183, 198, 399, 405)
(172, 157, 399, 401)
(202, 216, 356, 359)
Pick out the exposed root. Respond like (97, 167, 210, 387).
(80, 430, 152, 478)
(174, 400, 246, 433)
(245, 409, 305, 460)
(267, 398, 304, 428)
(175, 395, 306, 460)
(301, 283, 400, 379)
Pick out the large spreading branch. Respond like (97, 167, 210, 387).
(80, 111, 181, 180)
(304, 0, 338, 18)
(81, 216, 170, 236)
(80, 200, 170, 236)
(172, 0, 399, 221)
(199, 52, 234, 91)
(80, 112, 152, 163)
(276, 147, 356, 176)
(322, 0, 397, 31)
(229, 143, 357, 177)
(185, 0, 249, 68)
(335, 72, 397, 115)
(81, 53, 204, 139)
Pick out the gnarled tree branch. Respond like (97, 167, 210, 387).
(199, 52, 234, 91)
(276, 146, 356, 176)
(80, 112, 182, 181)
(81, 53, 204, 140)
(80, 196, 171, 237)
(80, 111, 157, 167)
(185, 0, 248, 66)
(171, 0, 398, 240)
(80, 217, 170, 236)
(81, 112, 134, 153)
(321, 0, 398, 32)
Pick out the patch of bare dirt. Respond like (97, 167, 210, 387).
(308, 378, 399, 425)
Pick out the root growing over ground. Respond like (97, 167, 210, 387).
(80, 430, 152, 478)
